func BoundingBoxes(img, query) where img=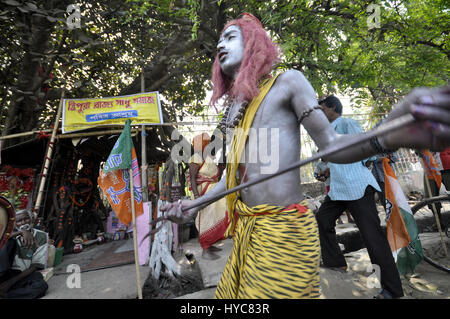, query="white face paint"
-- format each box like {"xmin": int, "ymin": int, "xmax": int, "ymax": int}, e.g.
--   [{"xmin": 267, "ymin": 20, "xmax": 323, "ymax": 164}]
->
[{"xmin": 217, "ymin": 25, "xmax": 244, "ymax": 79}]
